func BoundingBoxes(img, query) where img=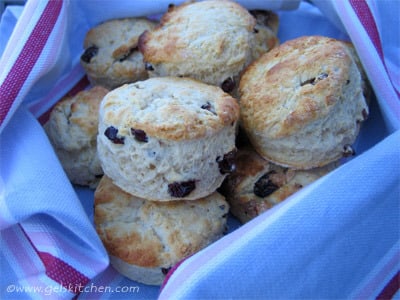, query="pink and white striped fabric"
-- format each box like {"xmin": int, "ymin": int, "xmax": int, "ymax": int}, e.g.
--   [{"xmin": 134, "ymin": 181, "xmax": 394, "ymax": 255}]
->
[{"xmin": 0, "ymin": 0, "xmax": 399, "ymax": 299}]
